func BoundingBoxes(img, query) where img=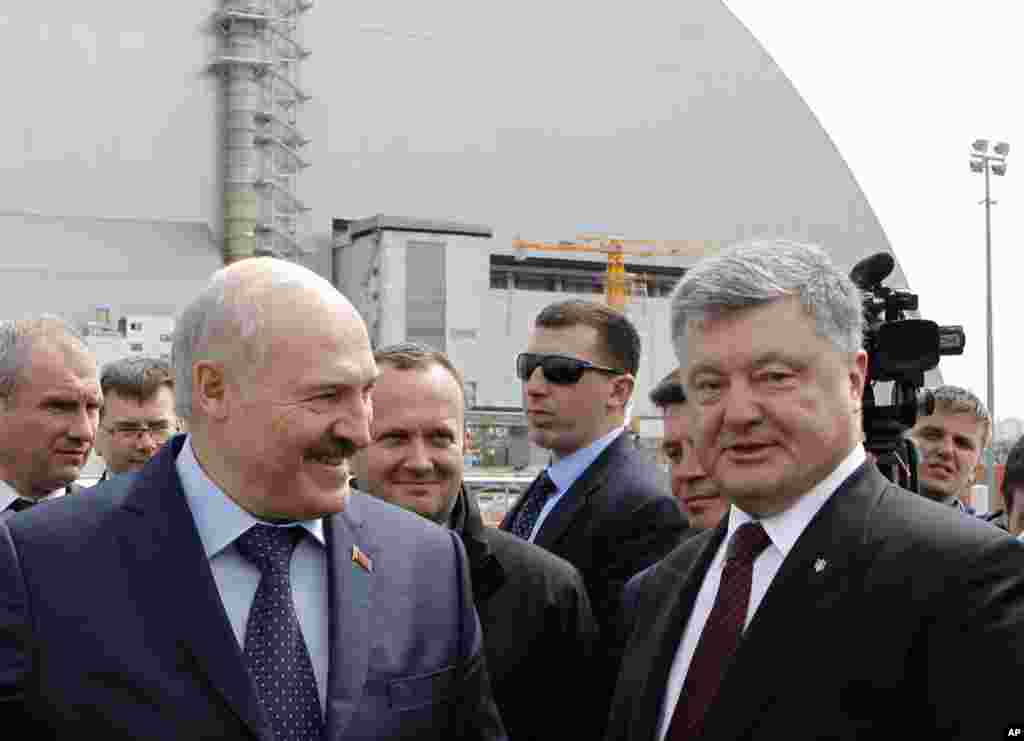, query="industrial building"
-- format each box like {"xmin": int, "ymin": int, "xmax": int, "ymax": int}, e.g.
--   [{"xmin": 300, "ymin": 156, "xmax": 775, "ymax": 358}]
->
[{"xmin": 2, "ymin": 1, "xmax": 913, "ymax": 465}]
